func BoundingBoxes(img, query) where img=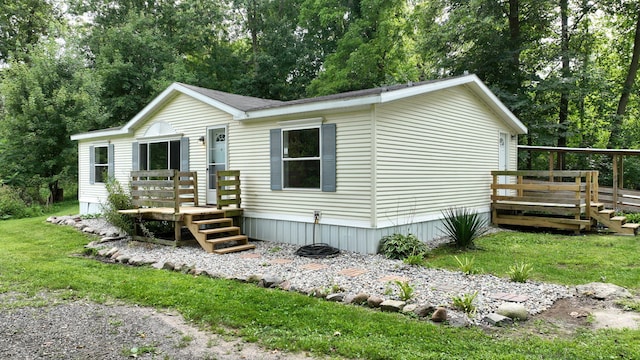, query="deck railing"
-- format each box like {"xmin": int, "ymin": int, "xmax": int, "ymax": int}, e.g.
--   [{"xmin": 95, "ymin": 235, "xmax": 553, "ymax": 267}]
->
[
  {"xmin": 491, "ymin": 170, "xmax": 599, "ymax": 231},
  {"xmin": 130, "ymin": 169, "xmax": 198, "ymax": 213}
]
